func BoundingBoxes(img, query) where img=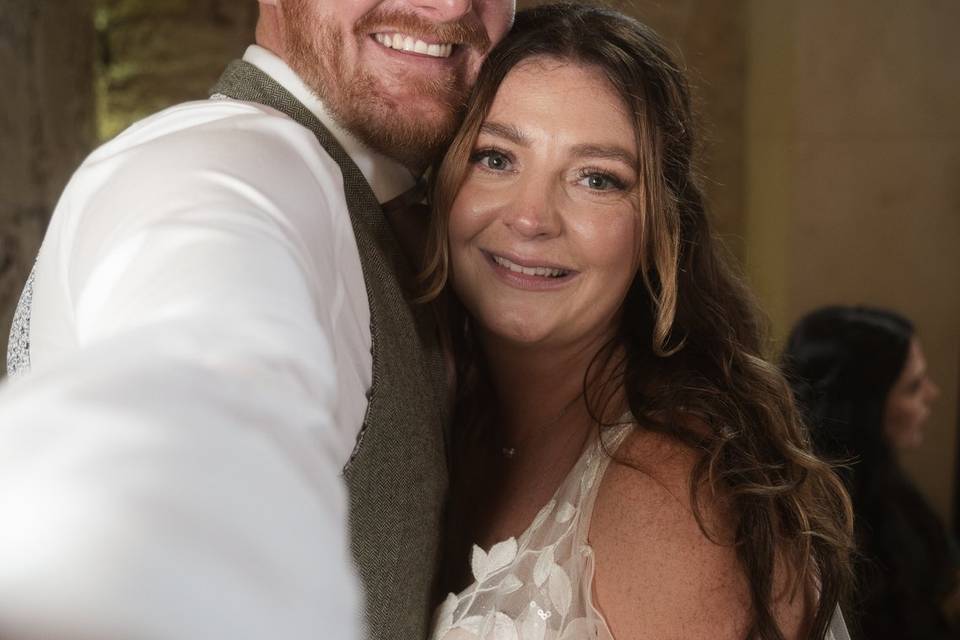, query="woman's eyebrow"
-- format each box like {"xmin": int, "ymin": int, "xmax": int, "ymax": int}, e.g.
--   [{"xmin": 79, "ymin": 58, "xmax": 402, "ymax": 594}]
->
[
  {"xmin": 478, "ymin": 124, "xmax": 637, "ymax": 169},
  {"xmin": 570, "ymin": 143, "xmax": 638, "ymax": 169},
  {"xmin": 479, "ymin": 121, "xmax": 529, "ymax": 146}
]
